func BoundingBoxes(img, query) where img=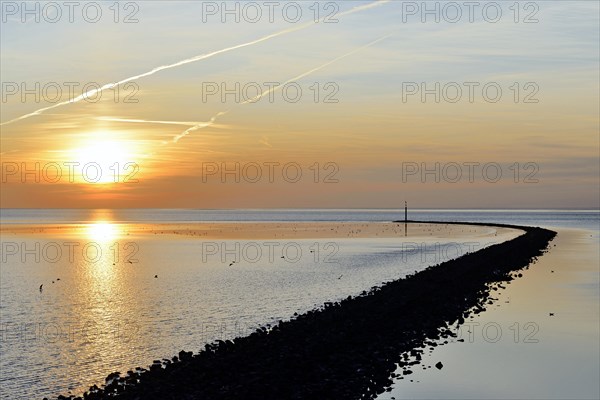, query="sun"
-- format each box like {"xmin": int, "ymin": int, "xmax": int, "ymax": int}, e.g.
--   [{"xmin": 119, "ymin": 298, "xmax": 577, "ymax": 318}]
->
[{"xmin": 73, "ymin": 139, "xmax": 136, "ymax": 184}]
